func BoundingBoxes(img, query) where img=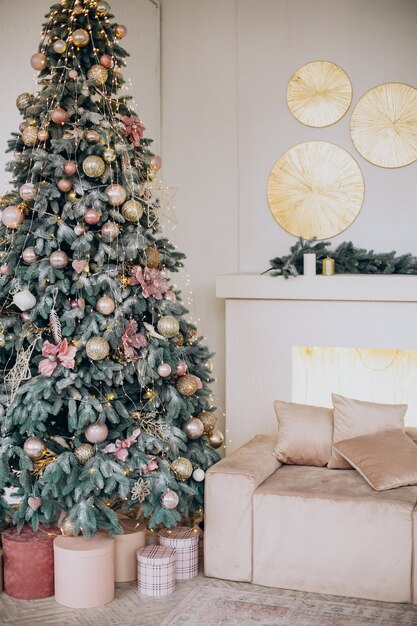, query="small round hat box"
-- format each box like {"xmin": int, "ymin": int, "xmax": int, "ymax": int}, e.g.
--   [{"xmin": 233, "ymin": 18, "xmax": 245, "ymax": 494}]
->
[
  {"xmin": 159, "ymin": 526, "xmax": 200, "ymax": 580},
  {"xmin": 137, "ymin": 544, "xmax": 176, "ymax": 596}
]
